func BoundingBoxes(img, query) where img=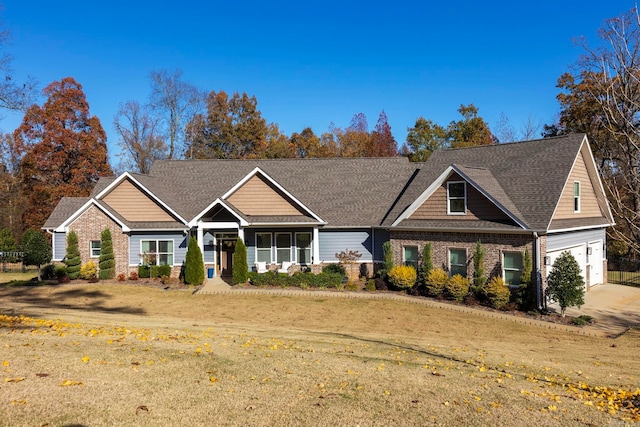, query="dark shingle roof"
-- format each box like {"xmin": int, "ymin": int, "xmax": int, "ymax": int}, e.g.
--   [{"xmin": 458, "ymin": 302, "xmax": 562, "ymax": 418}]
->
[
  {"xmin": 42, "ymin": 197, "xmax": 89, "ymax": 229},
  {"xmin": 383, "ymin": 134, "xmax": 588, "ymax": 230},
  {"xmin": 146, "ymin": 157, "xmax": 418, "ymax": 227}
]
